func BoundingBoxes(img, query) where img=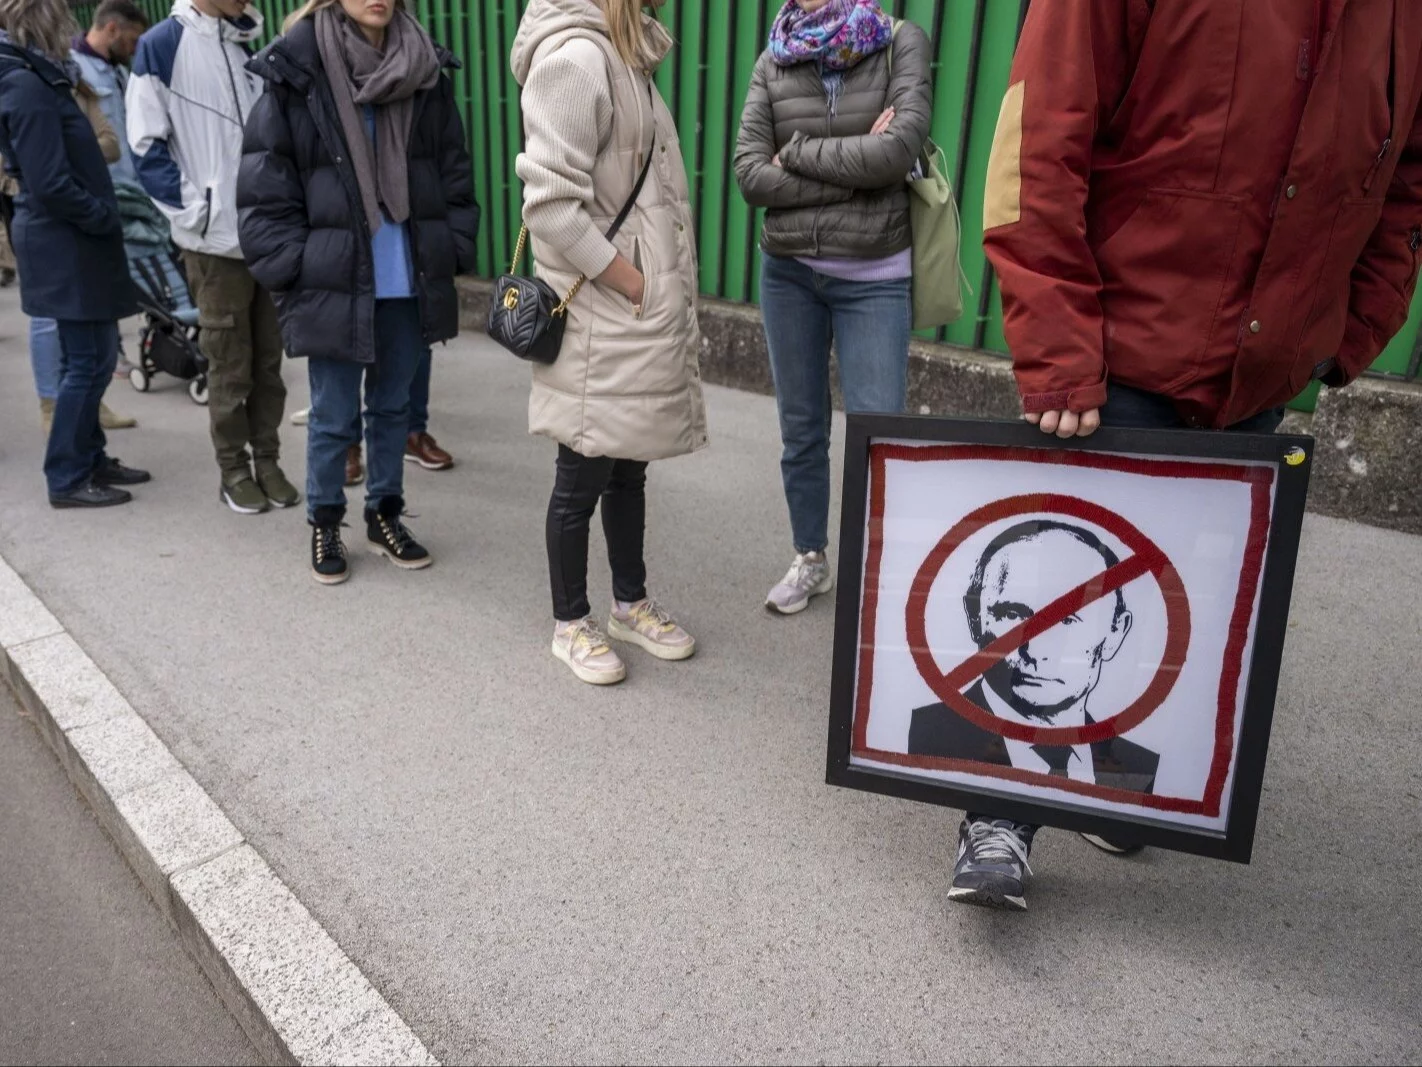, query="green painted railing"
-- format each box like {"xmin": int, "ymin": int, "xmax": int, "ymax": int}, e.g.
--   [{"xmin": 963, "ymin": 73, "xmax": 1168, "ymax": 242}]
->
[{"xmin": 79, "ymin": 0, "xmax": 1422, "ymax": 404}]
